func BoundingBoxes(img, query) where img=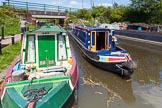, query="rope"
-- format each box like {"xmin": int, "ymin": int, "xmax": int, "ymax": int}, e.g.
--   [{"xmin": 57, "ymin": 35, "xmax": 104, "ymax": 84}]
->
[
  {"xmin": 23, "ymin": 87, "xmax": 47, "ymax": 102},
  {"xmin": 23, "ymin": 78, "xmax": 47, "ymax": 108}
]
